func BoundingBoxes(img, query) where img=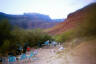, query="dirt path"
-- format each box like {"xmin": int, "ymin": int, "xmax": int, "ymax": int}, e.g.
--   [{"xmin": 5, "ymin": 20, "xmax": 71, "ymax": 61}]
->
[
  {"xmin": 31, "ymin": 48, "xmax": 77, "ymax": 64},
  {"xmin": 27, "ymin": 41, "xmax": 96, "ymax": 64},
  {"xmin": 30, "ymin": 46, "xmax": 79, "ymax": 64},
  {"xmin": 31, "ymin": 46, "xmax": 64, "ymax": 64}
]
